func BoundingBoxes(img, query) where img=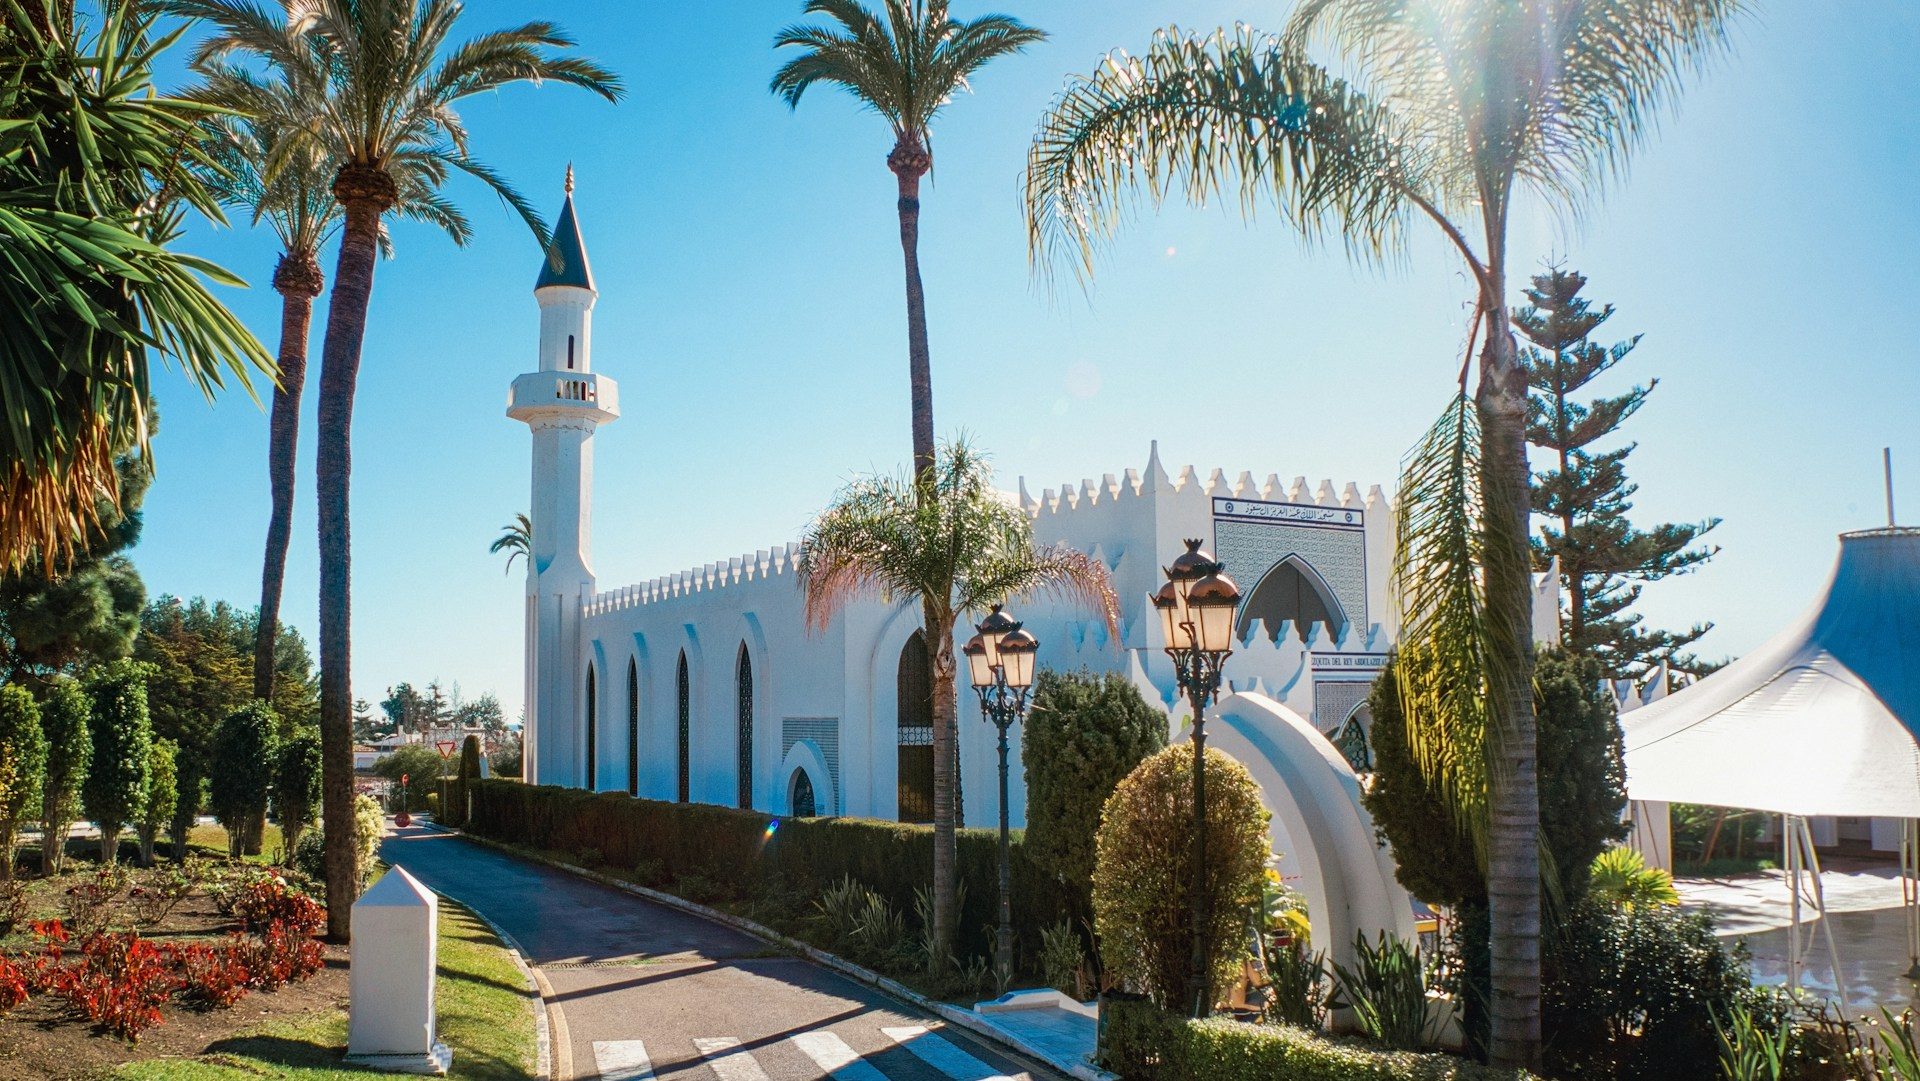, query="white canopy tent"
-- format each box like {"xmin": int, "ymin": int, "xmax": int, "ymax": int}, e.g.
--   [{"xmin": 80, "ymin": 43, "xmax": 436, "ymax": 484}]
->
[{"xmin": 1621, "ymin": 527, "xmax": 1920, "ymax": 1002}]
